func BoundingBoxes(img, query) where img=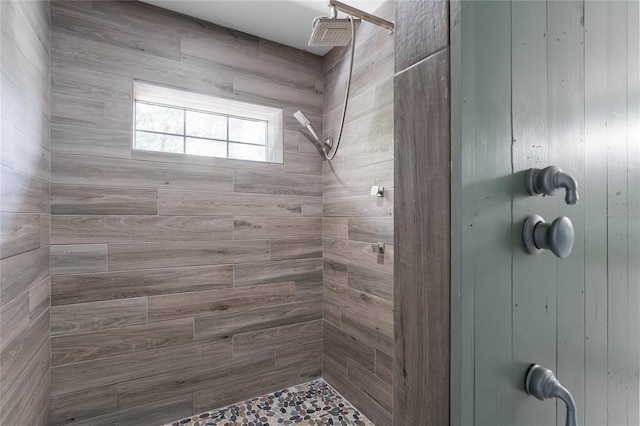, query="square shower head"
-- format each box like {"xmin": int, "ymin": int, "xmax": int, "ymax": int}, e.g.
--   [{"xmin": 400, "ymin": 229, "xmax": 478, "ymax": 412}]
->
[{"xmin": 308, "ymin": 17, "xmax": 361, "ymax": 47}]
